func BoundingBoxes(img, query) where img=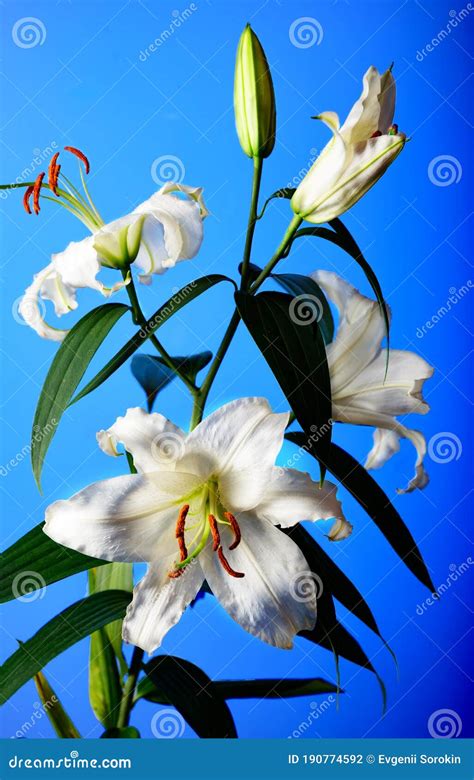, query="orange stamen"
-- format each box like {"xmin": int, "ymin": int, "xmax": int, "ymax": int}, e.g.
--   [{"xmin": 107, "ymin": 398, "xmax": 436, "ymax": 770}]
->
[
  {"xmin": 168, "ymin": 568, "xmax": 184, "ymax": 579},
  {"xmin": 32, "ymin": 172, "xmax": 45, "ymax": 215},
  {"xmin": 23, "ymin": 185, "xmax": 35, "ymax": 215},
  {"xmin": 224, "ymin": 512, "xmax": 241, "ymax": 550},
  {"xmin": 64, "ymin": 146, "xmax": 90, "ymax": 174},
  {"xmin": 175, "ymin": 504, "xmax": 189, "ymax": 561},
  {"xmin": 208, "ymin": 514, "xmax": 220, "ymax": 552},
  {"xmin": 48, "ymin": 152, "xmax": 60, "ymax": 195},
  {"xmin": 217, "ymin": 547, "xmax": 245, "ymax": 578}
]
